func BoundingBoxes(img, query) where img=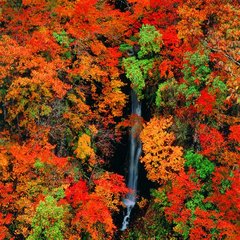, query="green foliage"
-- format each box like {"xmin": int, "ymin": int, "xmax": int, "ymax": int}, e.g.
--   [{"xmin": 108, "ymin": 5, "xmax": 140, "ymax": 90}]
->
[
  {"xmin": 173, "ymin": 221, "xmax": 190, "ymax": 240},
  {"xmin": 7, "ymin": 0, "xmax": 22, "ymax": 8},
  {"xmin": 220, "ymin": 179, "xmax": 231, "ymax": 194},
  {"xmin": 63, "ymin": 51, "xmax": 72, "ymax": 59},
  {"xmin": 195, "ymin": 65, "xmax": 211, "ymax": 81},
  {"xmin": 122, "ymin": 24, "xmax": 162, "ymax": 99},
  {"xmin": 138, "ymin": 24, "xmax": 162, "ymax": 59},
  {"xmin": 209, "ymin": 77, "xmax": 228, "ymax": 104},
  {"xmin": 53, "ymin": 188, "xmax": 65, "ymax": 200},
  {"xmin": 123, "ymin": 57, "xmax": 153, "ymax": 98},
  {"xmin": 53, "ymin": 31, "xmax": 74, "ymax": 48},
  {"xmin": 34, "ymin": 159, "xmax": 45, "ymax": 169},
  {"xmin": 185, "ymin": 192, "xmax": 205, "ymax": 211},
  {"xmin": 182, "ymin": 85, "xmax": 200, "ymax": 101},
  {"xmin": 151, "ymin": 189, "xmax": 169, "ymax": 208},
  {"xmin": 155, "ymin": 83, "xmax": 164, "ymax": 107},
  {"xmin": 211, "ymin": 77, "xmax": 227, "ymax": 93},
  {"xmin": 188, "ymin": 52, "xmax": 209, "ymax": 67},
  {"xmin": 177, "ymin": 50, "xmax": 211, "ymax": 106},
  {"xmin": 119, "ymin": 43, "xmax": 132, "ymax": 52},
  {"xmin": 202, "ymin": 201, "xmax": 215, "ymax": 210},
  {"xmin": 27, "ymin": 196, "xmax": 65, "ymax": 240},
  {"xmin": 40, "ymin": 105, "xmax": 52, "ymax": 116},
  {"xmin": 177, "ymin": 83, "xmax": 200, "ymax": 106},
  {"xmin": 156, "ymin": 78, "xmax": 178, "ymax": 108},
  {"xmin": 184, "ymin": 150, "xmax": 215, "ymax": 179},
  {"xmin": 186, "ymin": 51, "xmax": 210, "ymax": 84}
]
